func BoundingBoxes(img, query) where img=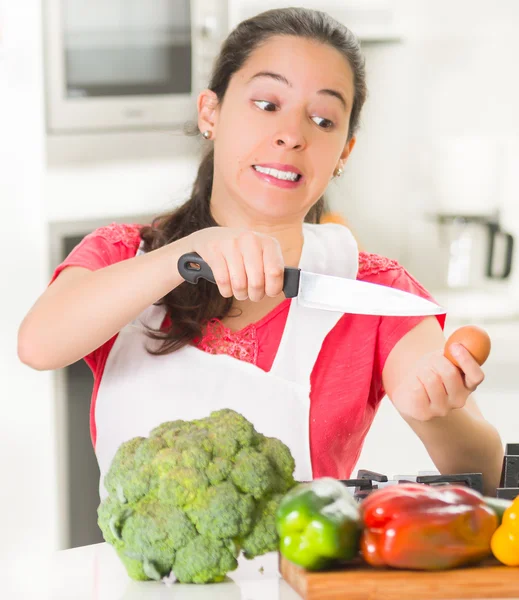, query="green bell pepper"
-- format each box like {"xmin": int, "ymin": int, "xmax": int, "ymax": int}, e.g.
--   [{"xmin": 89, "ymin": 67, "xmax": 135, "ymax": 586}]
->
[{"xmin": 276, "ymin": 477, "xmax": 361, "ymax": 570}]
